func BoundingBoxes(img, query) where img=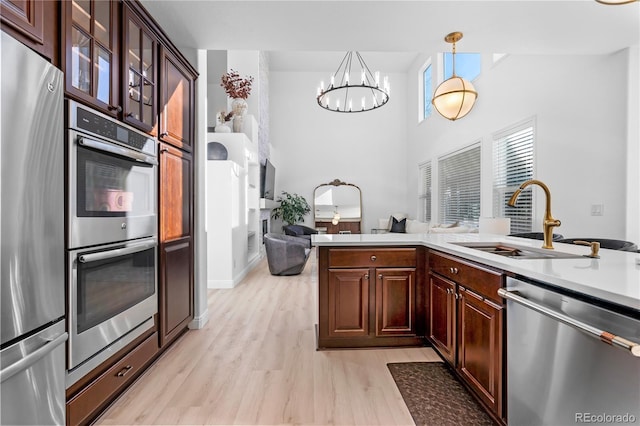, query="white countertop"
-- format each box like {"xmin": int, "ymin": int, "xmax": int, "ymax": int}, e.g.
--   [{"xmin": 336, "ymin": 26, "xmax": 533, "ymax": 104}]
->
[{"xmin": 312, "ymin": 233, "xmax": 640, "ymax": 312}]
